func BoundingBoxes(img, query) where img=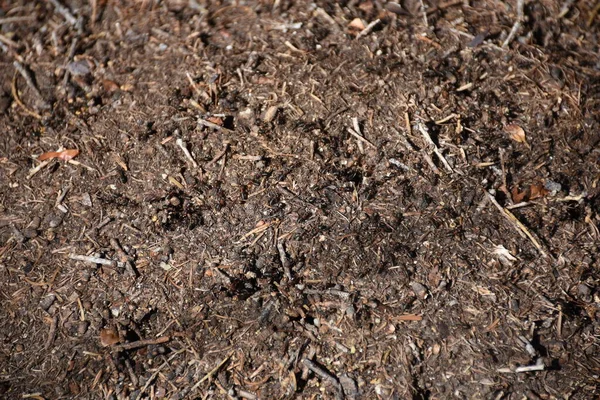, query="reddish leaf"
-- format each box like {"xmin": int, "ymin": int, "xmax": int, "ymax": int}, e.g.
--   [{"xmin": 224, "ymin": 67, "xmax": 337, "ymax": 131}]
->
[
  {"xmin": 38, "ymin": 149, "xmax": 79, "ymax": 162},
  {"xmin": 511, "ymin": 183, "xmax": 549, "ymax": 203},
  {"xmin": 529, "ymin": 184, "xmax": 549, "ymax": 200},
  {"xmin": 511, "ymin": 186, "xmax": 527, "ymax": 203}
]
